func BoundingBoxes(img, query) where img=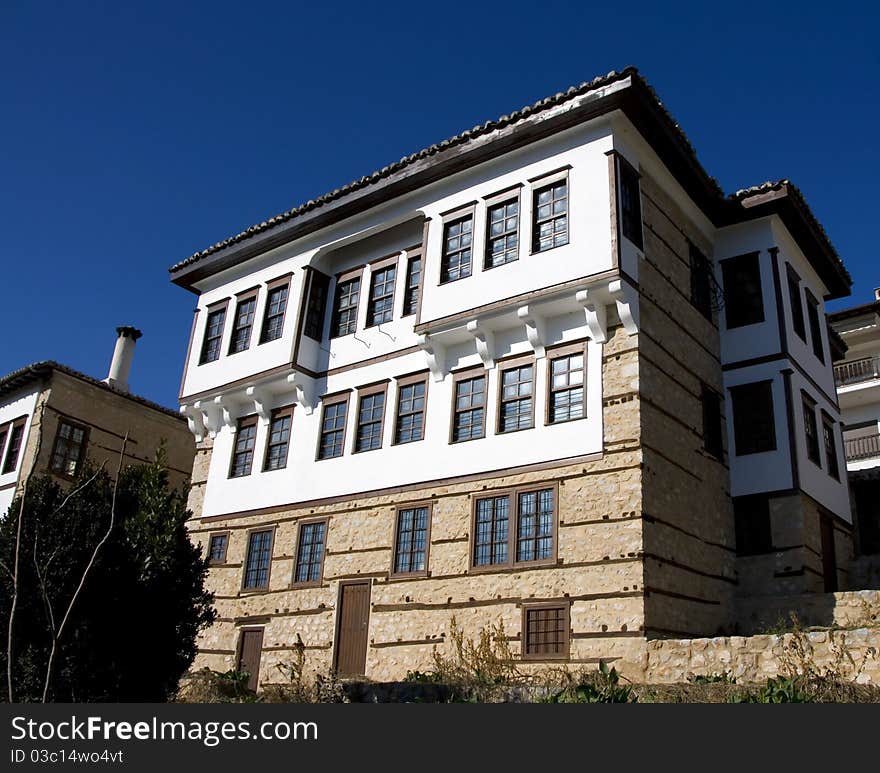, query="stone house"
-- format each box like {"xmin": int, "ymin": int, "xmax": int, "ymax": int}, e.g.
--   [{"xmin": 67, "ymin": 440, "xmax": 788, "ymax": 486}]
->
[{"xmin": 169, "ymin": 67, "xmax": 853, "ymax": 688}]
